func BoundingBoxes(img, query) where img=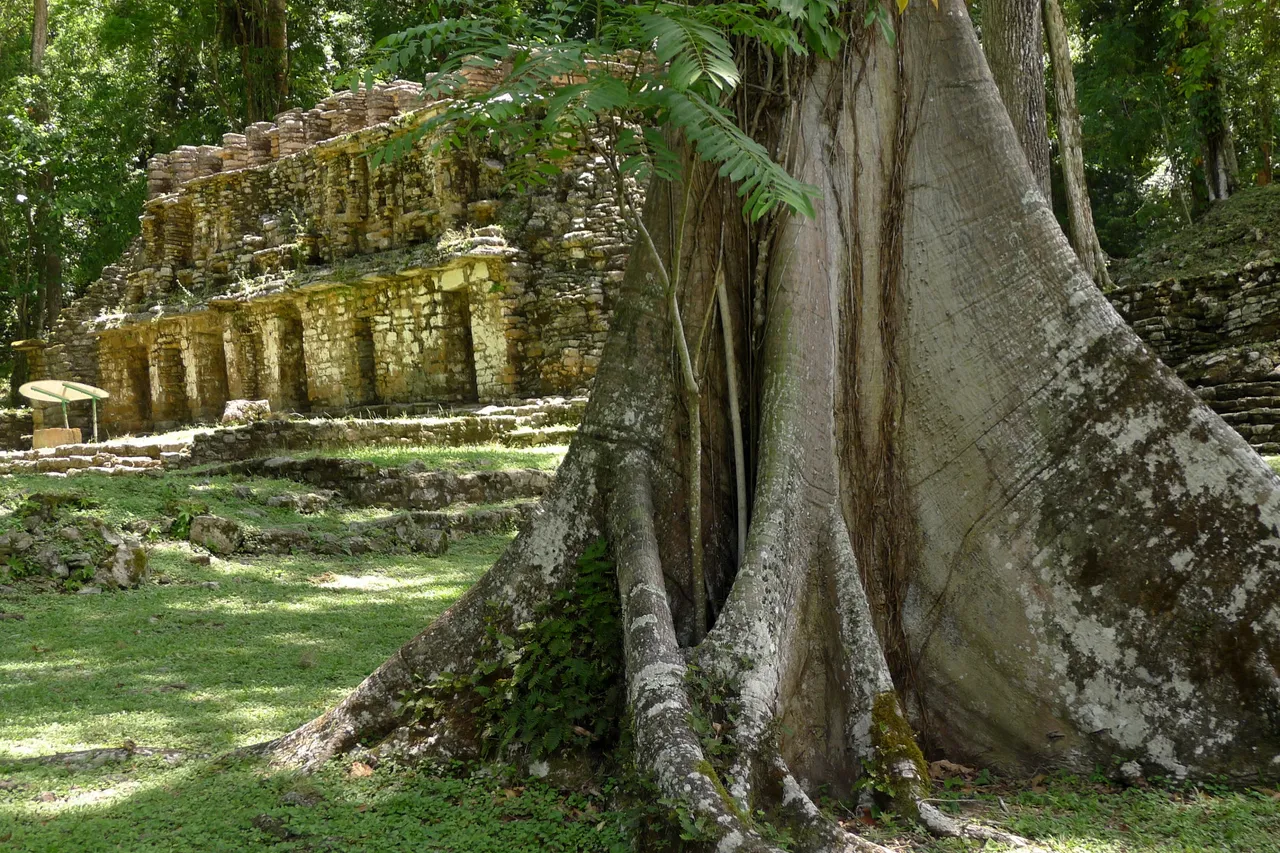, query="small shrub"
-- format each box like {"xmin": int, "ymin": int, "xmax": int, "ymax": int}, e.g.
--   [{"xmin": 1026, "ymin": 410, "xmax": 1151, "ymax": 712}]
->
[{"xmin": 167, "ymin": 500, "xmax": 211, "ymax": 539}]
